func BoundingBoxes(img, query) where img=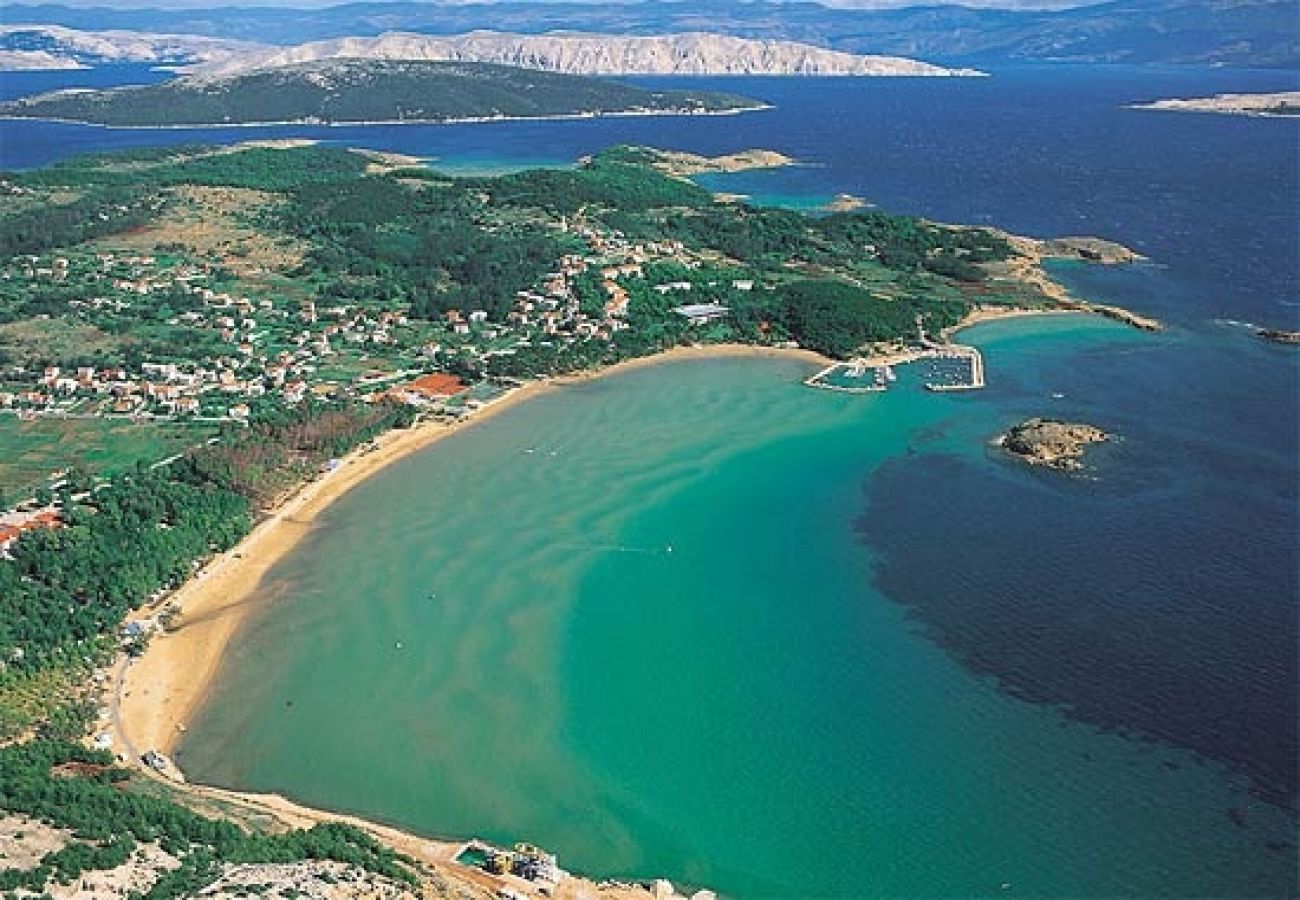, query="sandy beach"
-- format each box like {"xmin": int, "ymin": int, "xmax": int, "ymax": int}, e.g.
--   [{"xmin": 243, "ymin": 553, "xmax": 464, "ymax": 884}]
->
[
  {"xmin": 112, "ymin": 379, "xmax": 555, "ymax": 762},
  {"xmin": 111, "ymin": 343, "xmax": 830, "ymax": 766},
  {"xmin": 943, "ymin": 304, "xmax": 1080, "ymax": 339}
]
